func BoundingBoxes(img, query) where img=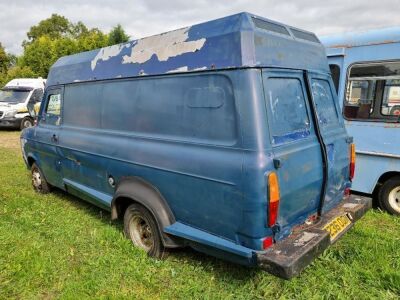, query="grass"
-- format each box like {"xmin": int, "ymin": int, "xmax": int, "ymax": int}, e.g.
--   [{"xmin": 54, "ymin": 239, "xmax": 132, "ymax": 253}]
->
[{"xmin": 0, "ymin": 130, "xmax": 399, "ymax": 299}]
